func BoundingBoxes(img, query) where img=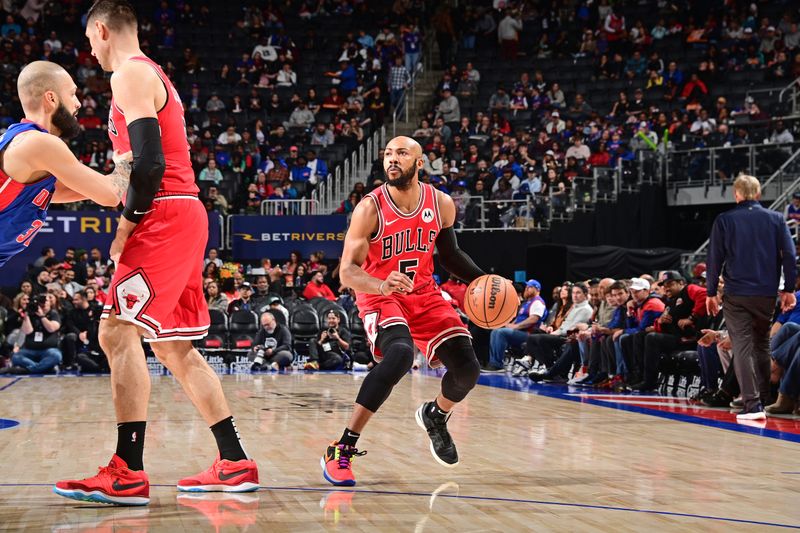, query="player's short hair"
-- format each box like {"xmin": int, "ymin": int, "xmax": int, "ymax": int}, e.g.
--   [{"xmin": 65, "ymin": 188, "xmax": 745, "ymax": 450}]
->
[
  {"xmin": 733, "ymin": 173, "xmax": 761, "ymax": 201},
  {"xmin": 609, "ymin": 281, "xmax": 628, "ymax": 293},
  {"xmin": 572, "ymin": 282, "xmax": 589, "ymax": 295},
  {"xmin": 87, "ymin": 0, "xmax": 137, "ymax": 31}
]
